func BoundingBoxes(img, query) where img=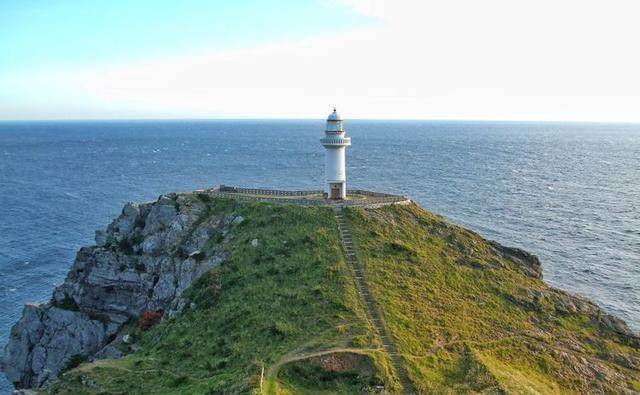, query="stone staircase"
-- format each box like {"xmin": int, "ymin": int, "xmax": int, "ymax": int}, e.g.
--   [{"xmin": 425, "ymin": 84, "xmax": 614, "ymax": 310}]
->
[{"xmin": 335, "ymin": 207, "xmax": 416, "ymax": 394}]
